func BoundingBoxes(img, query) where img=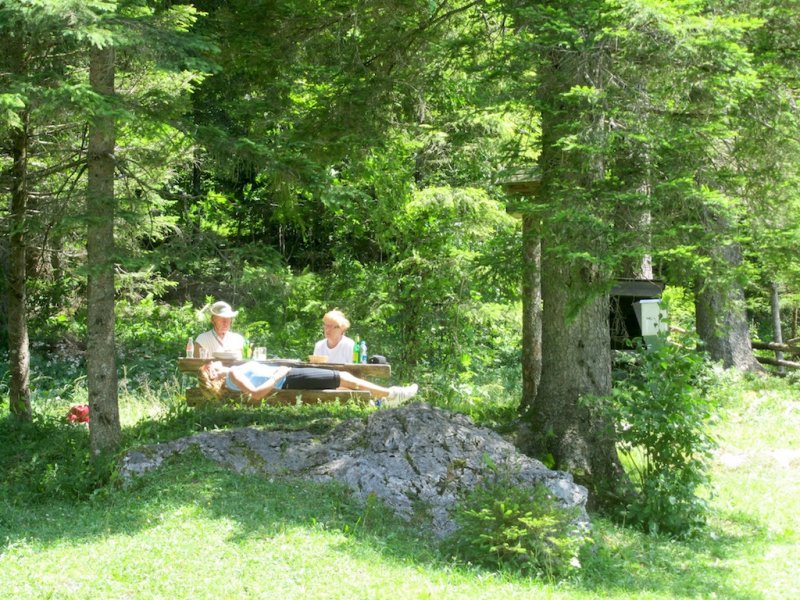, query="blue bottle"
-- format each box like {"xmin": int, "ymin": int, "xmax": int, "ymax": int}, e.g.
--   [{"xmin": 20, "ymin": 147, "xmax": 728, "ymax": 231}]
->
[{"xmin": 359, "ymin": 340, "xmax": 368, "ymax": 364}]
